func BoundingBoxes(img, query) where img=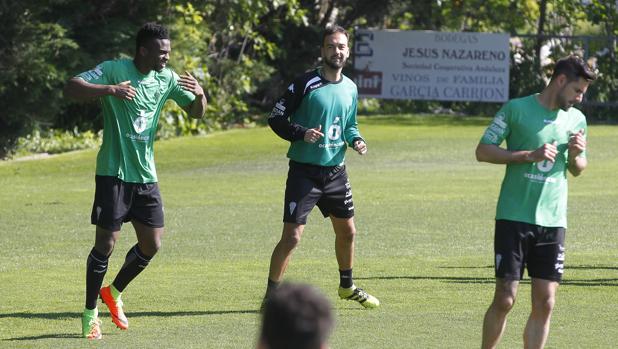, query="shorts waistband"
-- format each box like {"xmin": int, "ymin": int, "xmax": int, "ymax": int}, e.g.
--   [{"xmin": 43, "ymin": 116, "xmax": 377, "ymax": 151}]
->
[{"xmin": 289, "ymin": 160, "xmax": 343, "ymax": 170}]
